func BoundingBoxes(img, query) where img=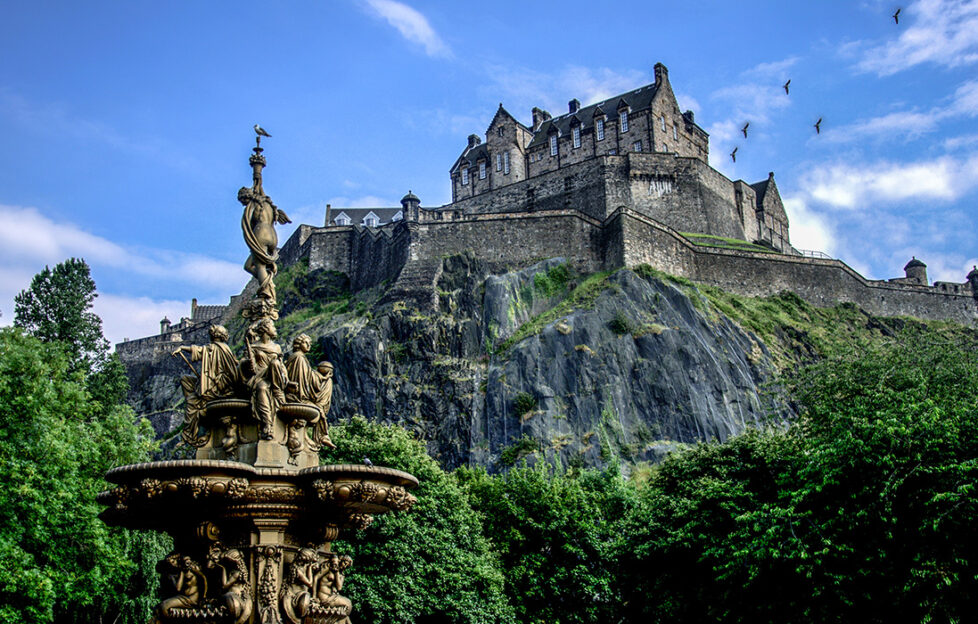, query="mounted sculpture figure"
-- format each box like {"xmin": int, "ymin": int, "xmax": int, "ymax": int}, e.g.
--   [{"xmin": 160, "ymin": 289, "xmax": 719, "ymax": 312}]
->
[{"xmin": 239, "ymin": 138, "xmax": 290, "ymax": 305}]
